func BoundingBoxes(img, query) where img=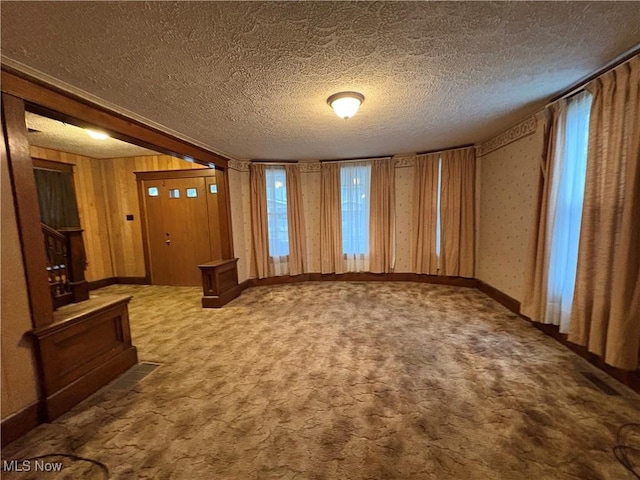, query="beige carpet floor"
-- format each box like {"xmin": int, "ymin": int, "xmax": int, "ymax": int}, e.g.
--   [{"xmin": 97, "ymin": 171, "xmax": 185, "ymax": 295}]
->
[{"xmin": 2, "ymin": 282, "xmax": 639, "ymax": 479}]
